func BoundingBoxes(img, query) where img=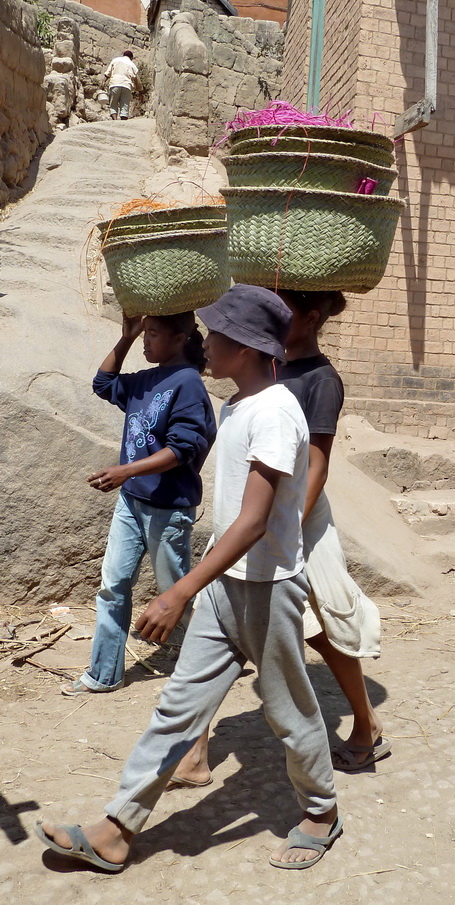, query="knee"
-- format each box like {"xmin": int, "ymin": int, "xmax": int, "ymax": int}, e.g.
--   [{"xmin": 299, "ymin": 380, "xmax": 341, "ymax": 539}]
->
[{"xmin": 305, "ymin": 630, "xmax": 330, "ymax": 655}]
